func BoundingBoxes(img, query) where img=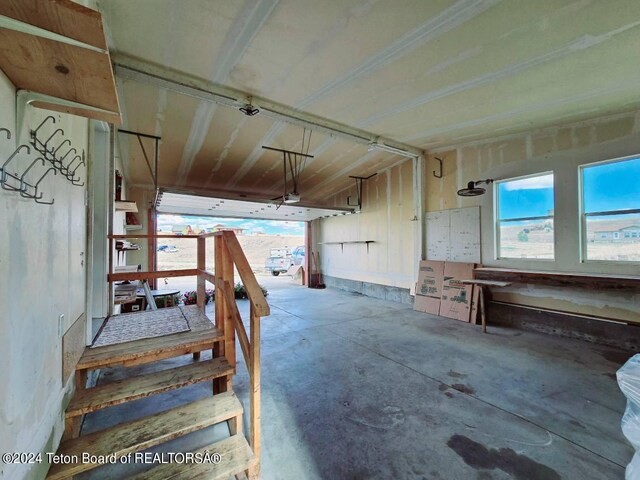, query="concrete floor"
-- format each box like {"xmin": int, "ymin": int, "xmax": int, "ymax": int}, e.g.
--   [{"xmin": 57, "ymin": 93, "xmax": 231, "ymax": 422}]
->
[{"xmin": 81, "ymin": 277, "xmax": 633, "ymax": 479}]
